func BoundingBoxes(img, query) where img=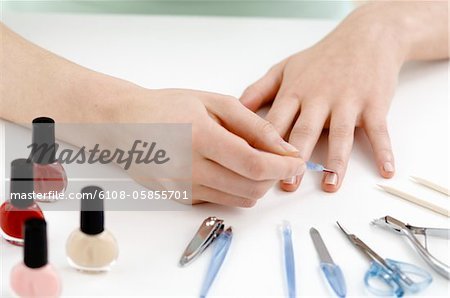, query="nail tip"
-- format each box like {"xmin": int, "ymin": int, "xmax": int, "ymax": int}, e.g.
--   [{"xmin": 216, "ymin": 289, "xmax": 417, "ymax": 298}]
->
[
  {"xmin": 383, "ymin": 162, "xmax": 395, "ymax": 173},
  {"xmin": 283, "ymin": 176, "xmax": 297, "ymax": 185},
  {"xmin": 324, "ymin": 172, "xmax": 338, "ymax": 186}
]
